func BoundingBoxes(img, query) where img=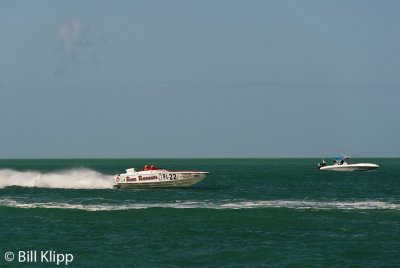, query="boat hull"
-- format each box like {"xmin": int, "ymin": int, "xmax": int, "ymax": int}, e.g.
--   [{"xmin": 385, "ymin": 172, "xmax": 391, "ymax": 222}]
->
[
  {"xmin": 114, "ymin": 171, "xmax": 208, "ymax": 189},
  {"xmin": 319, "ymin": 163, "xmax": 379, "ymax": 172}
]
